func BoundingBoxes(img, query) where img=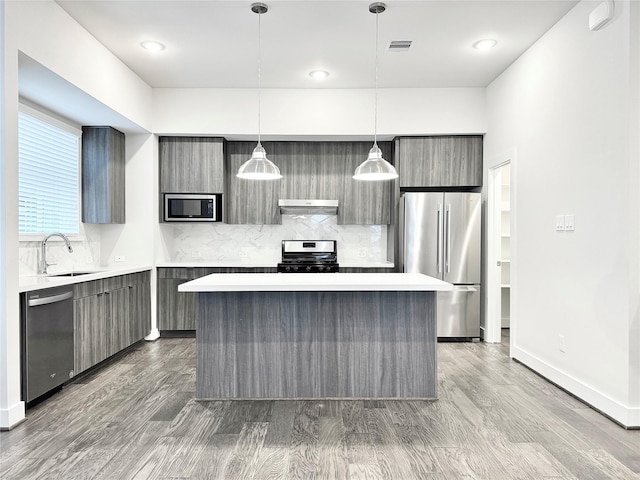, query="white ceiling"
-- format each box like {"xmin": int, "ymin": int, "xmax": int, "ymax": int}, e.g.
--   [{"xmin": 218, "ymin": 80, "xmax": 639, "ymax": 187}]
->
[{"xmin": 54, "ymin": 0, "xmax": 579, "ymax": 89}]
